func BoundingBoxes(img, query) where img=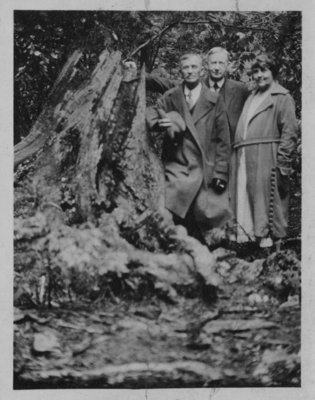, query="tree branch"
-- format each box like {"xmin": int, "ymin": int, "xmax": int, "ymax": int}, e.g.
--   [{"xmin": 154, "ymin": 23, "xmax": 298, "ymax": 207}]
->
[{"xmin": 127, "ymin": 20, "xmax": 180, "ymax": 59}]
